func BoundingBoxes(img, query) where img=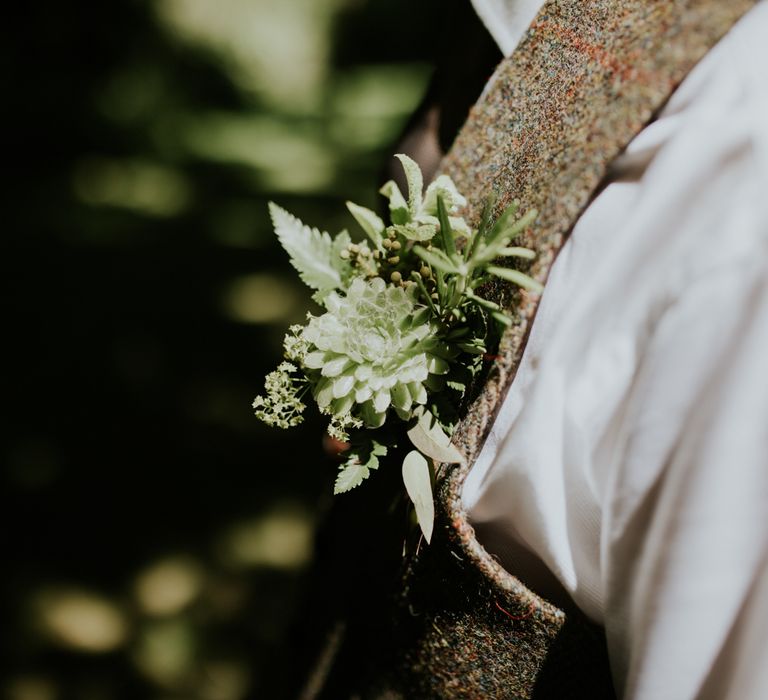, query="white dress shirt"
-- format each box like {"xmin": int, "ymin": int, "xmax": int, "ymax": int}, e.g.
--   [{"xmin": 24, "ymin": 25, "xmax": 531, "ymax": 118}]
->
[{"xmin": 463, "ymin": 1, "xmax": 768, "ymax": 698}]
